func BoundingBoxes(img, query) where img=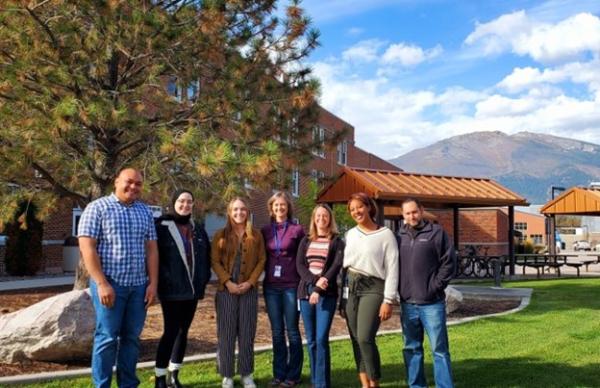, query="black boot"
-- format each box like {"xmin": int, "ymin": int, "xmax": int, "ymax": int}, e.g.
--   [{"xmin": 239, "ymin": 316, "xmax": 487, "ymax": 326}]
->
[
  {"xmin": 167, "ymin": 370, "xmax": 183, "ymax": 388},
  {"xmin": 155, "ymin": 375, "xmax": 168, "ymax": 388}
]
